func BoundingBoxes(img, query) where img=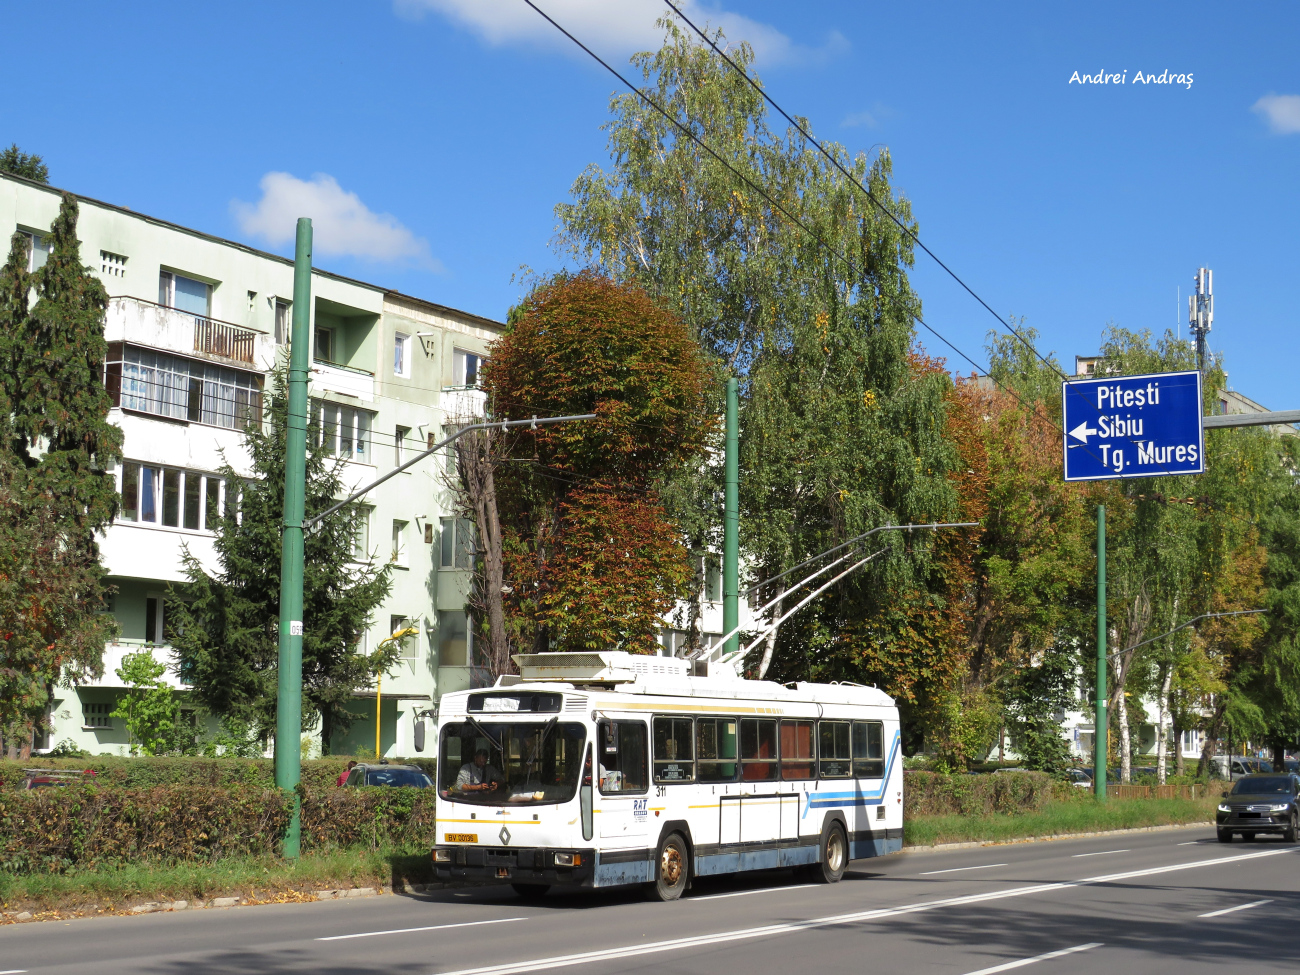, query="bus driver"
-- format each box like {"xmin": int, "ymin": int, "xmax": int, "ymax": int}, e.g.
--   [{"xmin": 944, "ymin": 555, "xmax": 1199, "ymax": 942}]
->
[{"xmin": 454, "ymin": 748, "xmax": 504, "ymax": 794}]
